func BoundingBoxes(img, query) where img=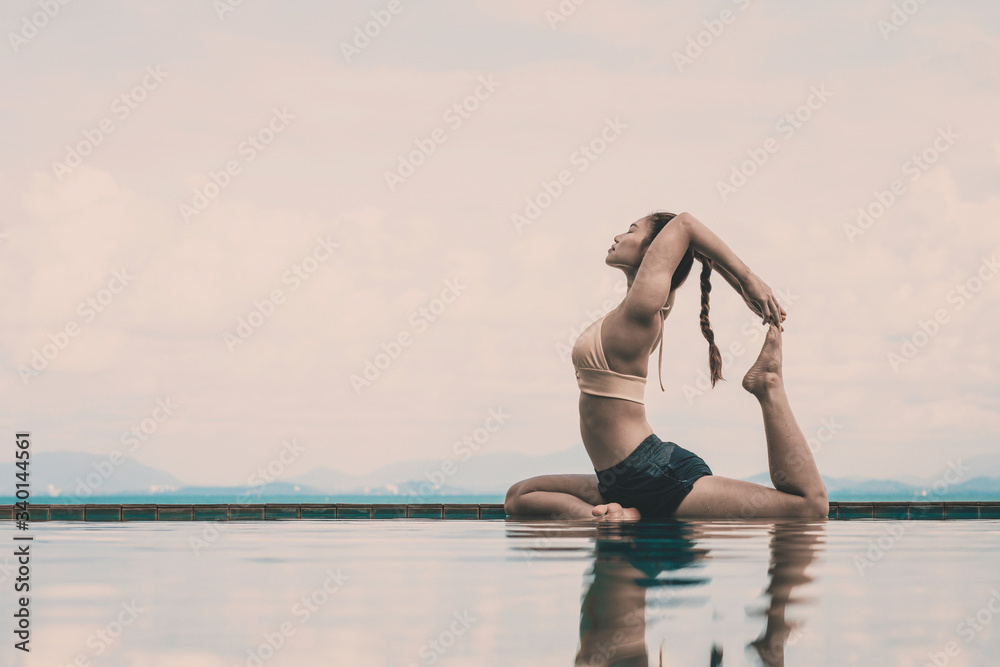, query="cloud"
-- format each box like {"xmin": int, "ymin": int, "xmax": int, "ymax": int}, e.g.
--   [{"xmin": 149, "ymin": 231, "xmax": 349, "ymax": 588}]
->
[{"xmin": 2, "ymin": 1, "xmax": 998, "ymax": 484}]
